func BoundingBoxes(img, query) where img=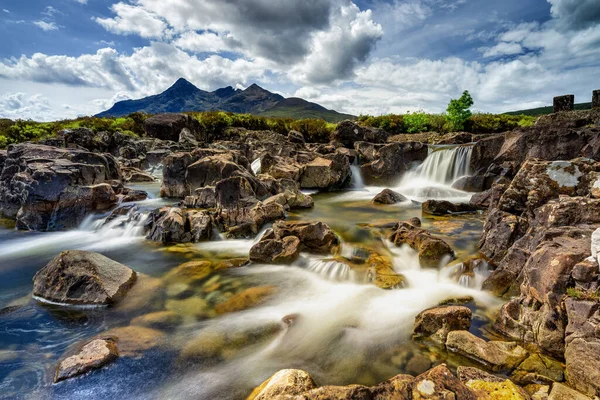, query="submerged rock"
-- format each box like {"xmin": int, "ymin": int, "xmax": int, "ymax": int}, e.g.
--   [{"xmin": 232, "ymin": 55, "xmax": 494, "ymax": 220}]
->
[
  {"xmin": 98, "ymin": 326, "xmax": 165, "ymax": 357},
  {"xmin": 389, "ymin": 222, "xmax": 455, "ymax": 268},
  {"xmin": 214, "ymin": 285, "xmax": 277, "ymax": 314},
  {"xmin": 33, "ymin": 250, "xmax": 137, "ymax": 306},
  {"xmin": 54, "ymin": 338, "xmax": 119, "ymax": 383},
  {"xmin": 248, "ymin": 369, "xmax": 317, "ymax": 400}
]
